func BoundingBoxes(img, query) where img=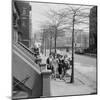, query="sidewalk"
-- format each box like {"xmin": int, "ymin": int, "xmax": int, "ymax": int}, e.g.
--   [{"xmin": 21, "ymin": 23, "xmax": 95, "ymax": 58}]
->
[
  {"xmin": 40, "ymin": 53, "xmax": 97, "ymax": 96},
  {"xmin": 74, "ymin": 62, "xmax": 97, "ymax": 91},
  {"xmin": 50, "ymin": 68, "xmax": 96, "ymax": 96},
  {"xmin": 50, "ymin": 78, "xmax": 95, "ymax": 96}
]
